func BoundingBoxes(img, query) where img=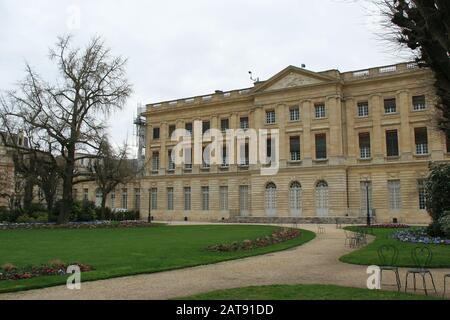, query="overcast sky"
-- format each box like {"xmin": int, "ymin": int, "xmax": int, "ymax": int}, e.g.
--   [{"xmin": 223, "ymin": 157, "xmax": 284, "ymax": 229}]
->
[{"xmin": 0, "ymin": 0, "xmax": 410, "ymax": 151}]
